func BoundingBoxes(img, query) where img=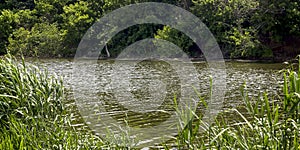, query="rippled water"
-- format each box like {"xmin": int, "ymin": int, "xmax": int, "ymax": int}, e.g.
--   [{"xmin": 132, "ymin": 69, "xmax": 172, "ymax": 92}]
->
[{"xmin": 29, "ymin": 58, "xmax": 285, "ymax": 146}]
